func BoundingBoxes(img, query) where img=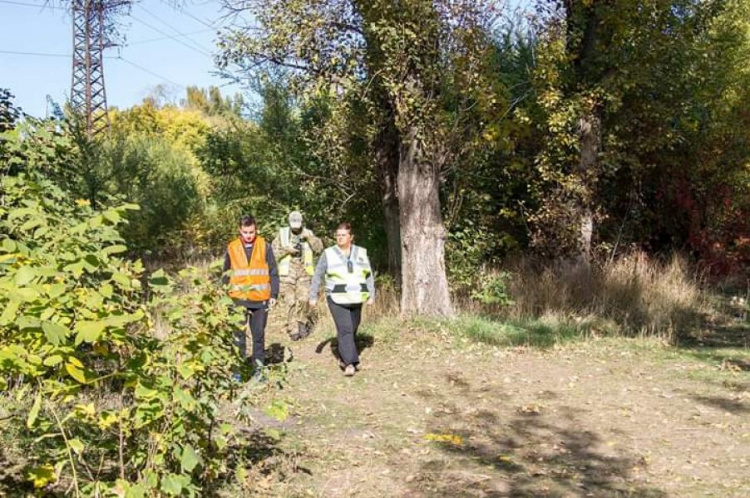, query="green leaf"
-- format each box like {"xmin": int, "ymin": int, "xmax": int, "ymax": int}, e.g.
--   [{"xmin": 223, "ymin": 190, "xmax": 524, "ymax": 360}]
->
[
  {"xmin": 43, "ymin": 355, "xmax": 63, "ymax": 367},
  {"xmin": 173, "ymin": 386, "xmax": 196, "ymax": 411},
  {"xmin": 135, "ymin": 383, "xmax": 158, "ymax": 399},
  {"xmin": 65, "ymin": 362, "xmax": 87, "ymax": 383},
  {"xmin": 105, "ymin": 310, "xmax": 144, "ymax": 327},
  {"xmin": 10, "ymin": 287, "xmax": 40, "ymax": 302},
  {"xmin": 74, "ymin": 320, "xmax": 105, "ymax": 344},
  {"xmin": 103, "ymin": 209, "xmax": 121, "ymax": 224},
  {"xmin": 0, "ymin": 299, "xmax": 20, "ymax": 325},
  {"xmin": 180, "ymin": 444, "xmax": 200, "ymax": 473},
  {"xmin": 101, "ymin": 244, "xmax": 127, "ymax": 256},
  {"xmin": 264, "ymin": 400, "xmax": 289, "ymax": 422},
  {"xmin": 100, "ymin": 283, "xmax": 114, "ymax": 298},
  {"xmin": 65, "ymin": 261, "xmax": 85, "ymax": 278},
  {"xmin": 160, "ymin": 473, "xmax": 189, "ymax": 496},
  {"xmin": 111, "ymin": 271, "xmax": 131, "ymax": 288},
  {"xmin": 177, "ymin": 363, "xmax": 195, "ymax": 380},
  {"xmin": 15, "ymin": 265, "xmax": 36, "ymax": 286},
  {"xmin": 20, "ymin": 218, "xmax": 43, "ymax": 231},
  {"xmin": 68, "ymin": 438, "xmax": 84, "ymax": 455},
  {"xmin": 1, "ymin": 238, "xmax": 17, "ymax": 252},
  {"xmin": 46, "ymin": 283, "xmax": 66, "ymax": 299},
  {"xmin": 27, "ymin": 392, "xmax": 42, "ymax": 428},
  {"xmin": 149, "ymin": 269, "xmax": 169, "ymax": 287},
  {"xmin": 119, "ymin": 480, "xmax": 149, "ymax": 498},
  {"xmin": 42, "ymin": 321, "xmax": 69, "ymax": 346}
]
